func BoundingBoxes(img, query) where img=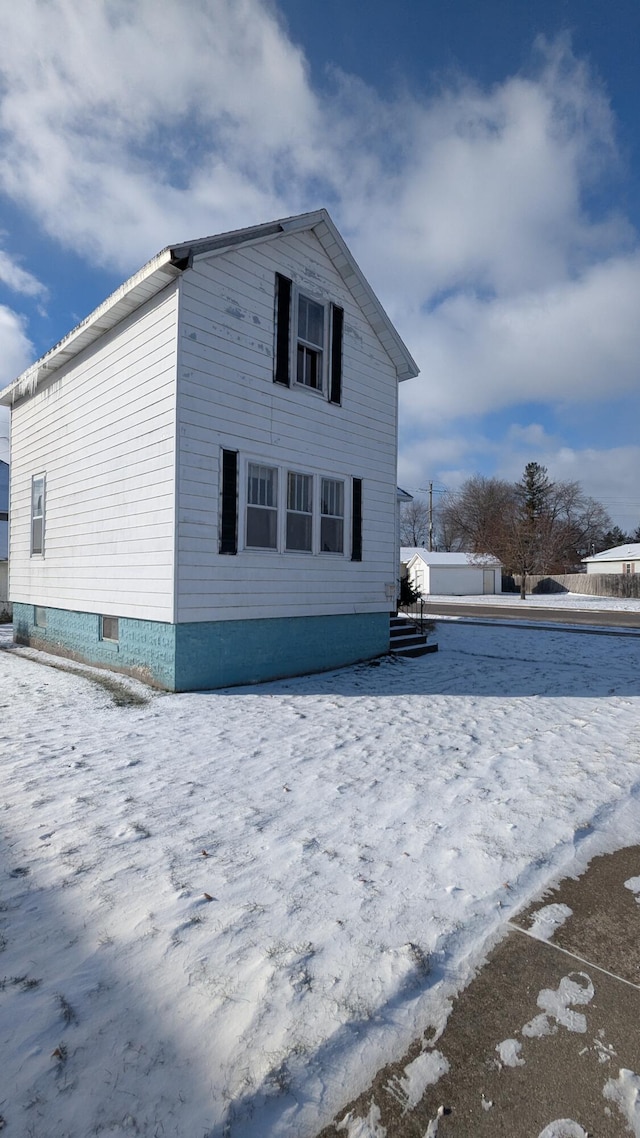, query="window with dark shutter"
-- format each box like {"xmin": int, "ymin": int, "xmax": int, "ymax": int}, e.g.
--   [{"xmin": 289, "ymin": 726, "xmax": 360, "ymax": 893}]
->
[
  {"xmin": 220, "ymin": 449, "xmax": 238, "ymax": 554},
  {"xmin": 274, "ymin": 273, "xmax": 292, "ymax": 386},
  {"xmin": 351, "ymin": 478, "xmax": 362, "ymax": 561},
  {"xmin": 330, "ymin": 304, "xmax": 343, "ymax": 405}
]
